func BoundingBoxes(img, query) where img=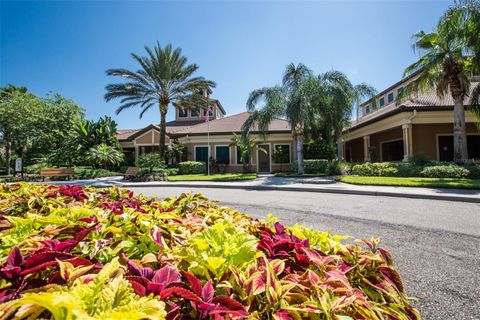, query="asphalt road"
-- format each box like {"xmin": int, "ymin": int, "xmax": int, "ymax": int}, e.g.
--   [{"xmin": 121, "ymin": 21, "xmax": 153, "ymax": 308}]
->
[{"xmin": 129, "ymin": 186, "xmax": 480, "ymax": 320}]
